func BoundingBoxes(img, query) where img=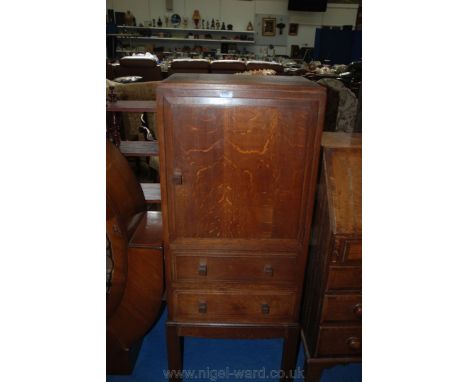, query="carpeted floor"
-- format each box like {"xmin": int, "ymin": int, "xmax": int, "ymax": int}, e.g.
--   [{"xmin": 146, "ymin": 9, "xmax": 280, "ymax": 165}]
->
[{"xmin": 107, "ymin": 308, "xmax": 361, "ymax": 382}]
